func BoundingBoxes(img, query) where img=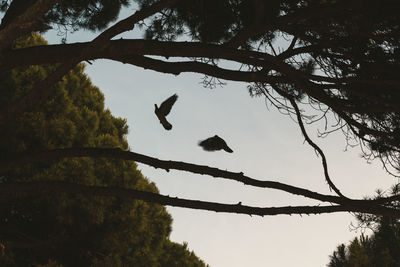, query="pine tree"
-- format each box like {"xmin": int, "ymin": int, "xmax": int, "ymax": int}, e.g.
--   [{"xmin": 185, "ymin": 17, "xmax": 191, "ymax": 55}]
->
[
  {"xmin": 0, "ymin": 33, "xmax": 207, "ymax": 267},
  {"xmin": 327, "ymin": 217, "xmax": 400, "ymax": 267}
]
